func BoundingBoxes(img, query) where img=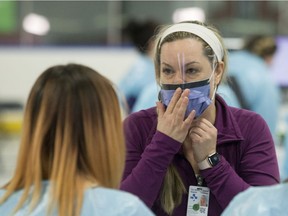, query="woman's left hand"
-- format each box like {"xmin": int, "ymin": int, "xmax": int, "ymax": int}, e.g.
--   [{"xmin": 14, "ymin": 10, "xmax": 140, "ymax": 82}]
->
[{"xmin": 188, "ymin": 118, "xmax": 217, "ymax": 162}]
